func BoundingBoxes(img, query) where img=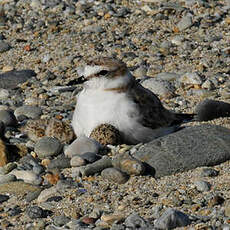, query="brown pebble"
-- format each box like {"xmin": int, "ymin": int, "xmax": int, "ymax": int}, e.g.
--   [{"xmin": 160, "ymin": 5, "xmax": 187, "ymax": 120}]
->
[
  {"xmin": 43, "ymin": 171, "xmax": 60, "ymax": 185},
  {"xmin": 112, "ymin": 153, "xmax": 145, "ymax": 175},
  {"xmin": 41, "ymin": 158, "xmax": 51, "ymax": 167},
  {"xmin": 101, "ymin": 213, "xmax": 125, "ymax": 225},
  {"xmin": 70, "ymin": 155, "xmax": 86, "ymax": 167},
  {"xmin": 81, "ymin": 216, "xmax": 97, "ymax": 225}
]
